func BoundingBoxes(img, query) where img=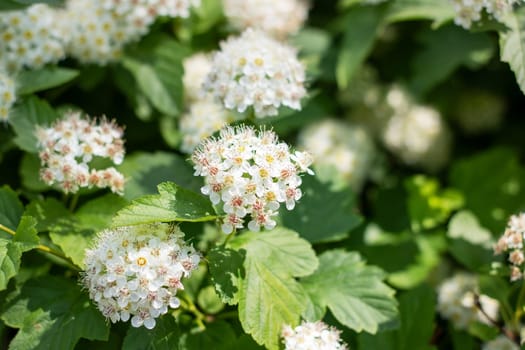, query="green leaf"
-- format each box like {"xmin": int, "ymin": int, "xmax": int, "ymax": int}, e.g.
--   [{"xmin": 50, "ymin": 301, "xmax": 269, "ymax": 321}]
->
[
  {"xmin": 229, "ymin": 228, "xmax": 318, "ymax": 349},
  {"xmin": 122, "ymin": 315, "xmax": 180, "ymax": 350},
  {"xmin": 449, "ymin": 147, "xmax": 525, "ymax": 233},
  {"xmin": 410, "ymin": 25, "xmax": 495, "ymax": 94},
  {"xmin": 280, "ymin": 175, "xmax": 362, "ymax": 243},
  {"xmin": 385, "ymin": 0, "xmax": 454, "ymax": 26},
  {"xmin": 123, "ymin": 34, "xmax": 187, "ymax": 117},
  {"xmin": 499, "ymin": 6, "xmax": 525, "ymax": 95},
  {"xmin": 336, "ymin": 6, "xmax": 384, "ymax": 89},
  {"xmin": 112, "ymin": 182, "xmax": 217, "ymax": 227},
  {"xmin": 447, "ymin": 211, "xmax": 496, "ymax": 271},
  {"xmin": 8, "ymin": 96, "xmax": 60, "ymax": 153},
  {"xmin": 118, "ymin": 151, "xmax": 202, "ymax": 200},
  {"xmin": 15, "ymin": 67, "xmax": 79, "ymax": 95},
  {"xmin": 197, "ymin": 285, "xmax": 225, "ymax": 314},
  {"xmin": 0, "ymin": 0, "xmax": 63, "ymax": 11},
  {"xmin": 207, "ymin": 246, "xmax": 245, "ymax": 305},
  {"xmin": 179, "ymin": 321, "xmax": 236, "ymax": 350},
  {"xmin": 20, "ymin": 153, "xmax": 50, "ymax": 192},
  {"xmin": 405, "ymin": 175, "xmax": 464, "ymax": 232},
  {"xmin": 1, "ymin": 276, "xmax": 109, "ymax": 350},
  {"xmin": 301, "ymin": 250, "xmax": 398, "ymax": 334},
  {"xmin": 75, "ymin": 194, "xmax": 128, "ymax": 230},
  {"xmin": 358, "ymin": 285, "xmax": 436, "ymax": 350},
  {"xmin": 25, "ymin": 198, "xmax": 71, "ymax": 232},
  {"xmin": 0, "ymin": 185, "xmax": 23, "ymax": 231}
]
